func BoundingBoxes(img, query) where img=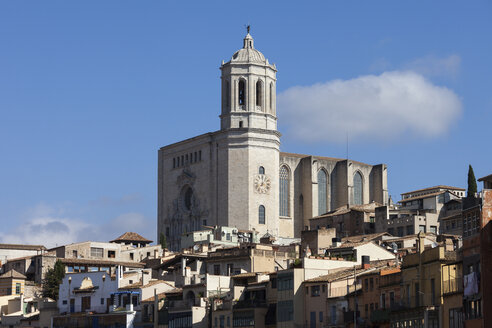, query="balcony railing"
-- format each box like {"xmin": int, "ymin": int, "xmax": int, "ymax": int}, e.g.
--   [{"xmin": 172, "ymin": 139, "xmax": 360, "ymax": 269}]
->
[
  {"xmin": 443, "ymin": 278, "xmax": 463, "ymax": 294},
  {"xmin": 168, "ymin": 298, "xmax": 199, "ymax": 312},
  {"xmin": 233, "ymin": 299, "xmax": 267, "ymax": 309}
]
